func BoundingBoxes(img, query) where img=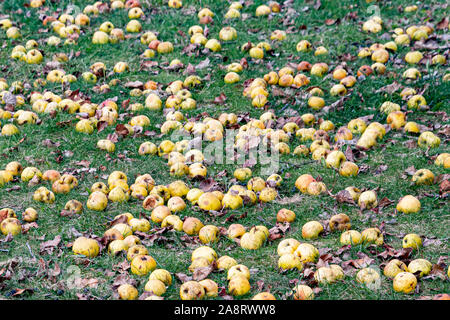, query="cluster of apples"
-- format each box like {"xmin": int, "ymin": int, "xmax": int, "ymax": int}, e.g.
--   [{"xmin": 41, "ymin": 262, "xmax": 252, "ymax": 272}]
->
[
  {"xmin": 117, "ymin": 267, "xmax": 173, "ymax": 300},
  {"xmin": 154, "ymin": 104, "xmax": 371, "ymax": 182},
  {"xmin": 0, "ymin": 82, "xmax": 33, "ymax": 136},
  {"xmin": 242, "ymin": 40, "xmax": 272, "ymax": 61},
  {"xmin": 161, "ymin": 80, "xmax": 198, "ymax": 111},
  {"xmin": 86, "ymin": 171, "xmax": 155, "ymax": 208},
  {"xmin": 0, "ymin": 207, "xmax": 38, "ymax": 237},
  {"xmin": 184, "ymin": 246, "xmax": 256, "ymax": 299},
  {"xmin": 0, "ymin": 0, "xmax": 448, "ymax": 300},
  {"xmin": 82, "ymin": 169, "xmax": 265, "ymax": 245},
  {"xmin": 142, "ymin": 185, "xmax": 272, "ymax": 247},
  {"xmin": 229, "ymin": 224, "xmax": 270, "ymax": 250},
  {"xmin": 0, "ymin": 160, "xmax": 80, "ymax": 206},
  {"xmin": 71, "ymin": 166, "xmax": 284, "ymax": 298},
  {"xmin": 0, "ymin": 18, "xmax": 21, "ymax": 39},
  {"xmin": 186, "ymin": 24, "xmax": 222, "ymax": 53},
  {"xmin": 255, "ymin": 2, "xmax": 281, "ymax": 17},
  {"xmin": 353, "ymin": 257, "xmax": 438, "ymax": 294},
  {"xmin": 74, "ymin": 211, "xmax": 175, "ymax": 300},
  {"xmin": 224, "ymin": 62, "xmax": 245, "ymax": 84},
  {"xmin": 71, "ymin": 209, "xmax": 169, "ymax": 300},
  {"xmin": 243, "ymin": 76, "xmax": 270, "ymax": 109},
  {"xmin": 266, "ymin": 66, "xmax": 311, "ymax": 90},
  {"xmin": 39, "ymin": 1, "xmax": 155, "ymax": 48},
  {"xmin": 362, "ymin": 15, "xmax": 383, "ymax": 34},
  {"xmin": 247, "ymin": 42, "xmax": 358, "ymax": 110},
  {"xmin": 384, "ymin": 258, "xmax": 434, "ymax": 294},
  {"xmin": 280, "ymin": 210, "xmax": 445, "ymax": 294},
  {"xmin": 10, "ymin": 41, "xmax": 43, "ymax": 64},
  {"xmin": 81, "ymin": 61, "xmax": 128, "ymax": 86},
  {"xmin": 276, "ymin": 220, "xmax": 348, "ymax": 289},
  {"xmin": 359, "ymin": 24, "xmax": 445, "ymax": 82},
  {"xmin": 193, "ymin": 2, "xmax": 275, "ymax": 25},
  {"xmin": 48, "ymin": 13, "xmax": 83, "ymax": 46},
  {"xmin": 30, "ymin": 90, "xmax": 85, "ymax": 115},
  {"xmin": 72, "ymin": 204, "xmax": 267, "ymax": 300},
  {"xmin": 393, "ymin": 24, "xmax": 438, "ymax": 47},
  {"xmin": 277, "ymin": 238, "xmax": 319, "ymax": 271},
  {"xmin": 354, "ymin": 27, "xmax": 446, "ymax": 136},
  {"xmin": 295, "ymin": 174, "xmax": 328, "ymax": 196},
  {"xmin": 0, "ymin": 78, "xmax": 24, "ymax": 97},
  {"xmin": 223, "ymin": 1, "xmax": 244, "ymax": 19}
]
